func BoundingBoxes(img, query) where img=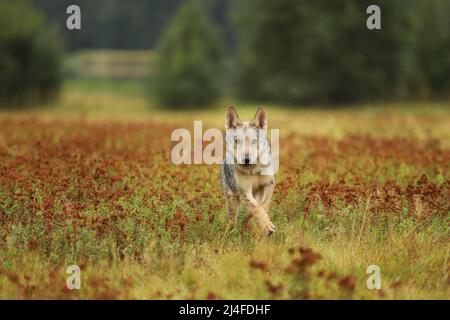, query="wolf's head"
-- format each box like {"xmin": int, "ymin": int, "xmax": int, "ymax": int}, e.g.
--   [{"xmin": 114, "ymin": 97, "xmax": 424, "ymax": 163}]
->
[{"xmin": 224, "ymin": 106, "xmax": 271, "ymax": 169}]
